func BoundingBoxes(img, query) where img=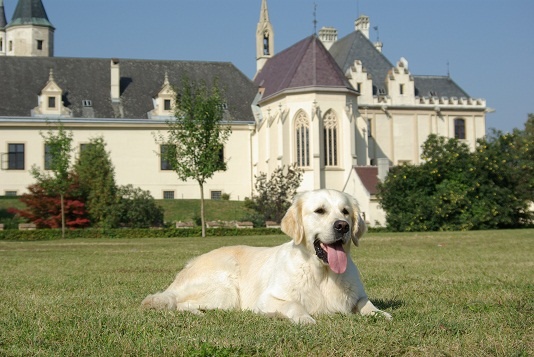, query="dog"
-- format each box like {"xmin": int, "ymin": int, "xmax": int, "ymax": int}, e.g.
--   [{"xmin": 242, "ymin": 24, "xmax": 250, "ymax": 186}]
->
[{"xmin": 141, "ymin": 189, "xmax": 391, "ymax": 324}]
